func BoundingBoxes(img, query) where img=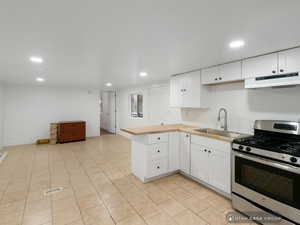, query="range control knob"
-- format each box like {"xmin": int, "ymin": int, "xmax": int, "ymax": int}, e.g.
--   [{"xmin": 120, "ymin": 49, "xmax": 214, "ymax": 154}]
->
[
  {"xmin": 290, "ymin": 157, "xmax": 298, "ymax": 163},
  {"xmin": 246, "ymin": 147, "xmax": 252, "ymax": 152},
  {"xmin": 238, "ymin": 145, "xmax": 244, "ymax": 150}
]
